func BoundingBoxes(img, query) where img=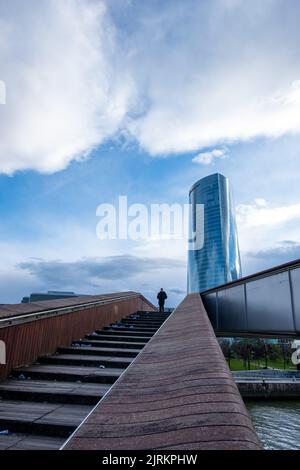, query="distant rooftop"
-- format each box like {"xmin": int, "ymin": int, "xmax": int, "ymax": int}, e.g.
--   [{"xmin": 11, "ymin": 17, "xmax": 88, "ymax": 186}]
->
[
  {"xmin": 21, "ymin": 290, "xmax": 83, "ymax": 304},
  {"xmin": 47, "ymin": 291, "xmax": 76, "ymax": 295}
]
